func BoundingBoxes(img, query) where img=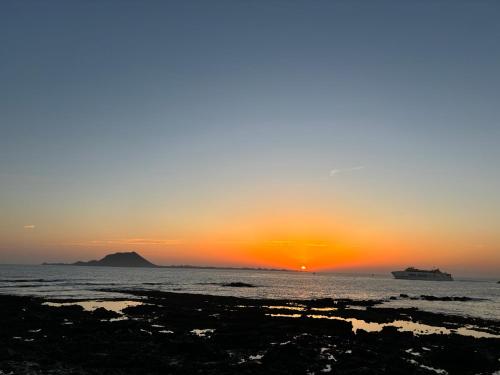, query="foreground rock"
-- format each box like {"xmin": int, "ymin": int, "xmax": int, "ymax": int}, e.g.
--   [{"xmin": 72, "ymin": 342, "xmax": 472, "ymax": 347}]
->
[{"xmin": 0, "ymin": 292, "xmax": 499, "ymax": 374}]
